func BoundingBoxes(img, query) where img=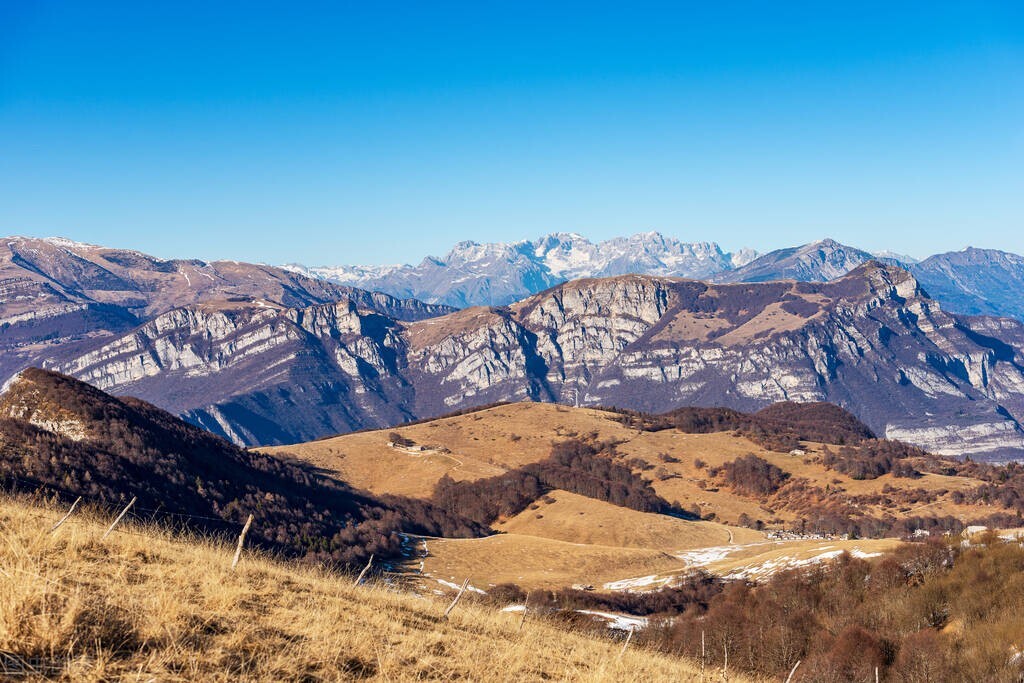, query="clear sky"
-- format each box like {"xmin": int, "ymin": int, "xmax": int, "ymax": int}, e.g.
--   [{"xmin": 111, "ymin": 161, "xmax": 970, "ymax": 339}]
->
[{"xmin": 1, "ymin": 1, "xmax": 1021, "ymax": 265}]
